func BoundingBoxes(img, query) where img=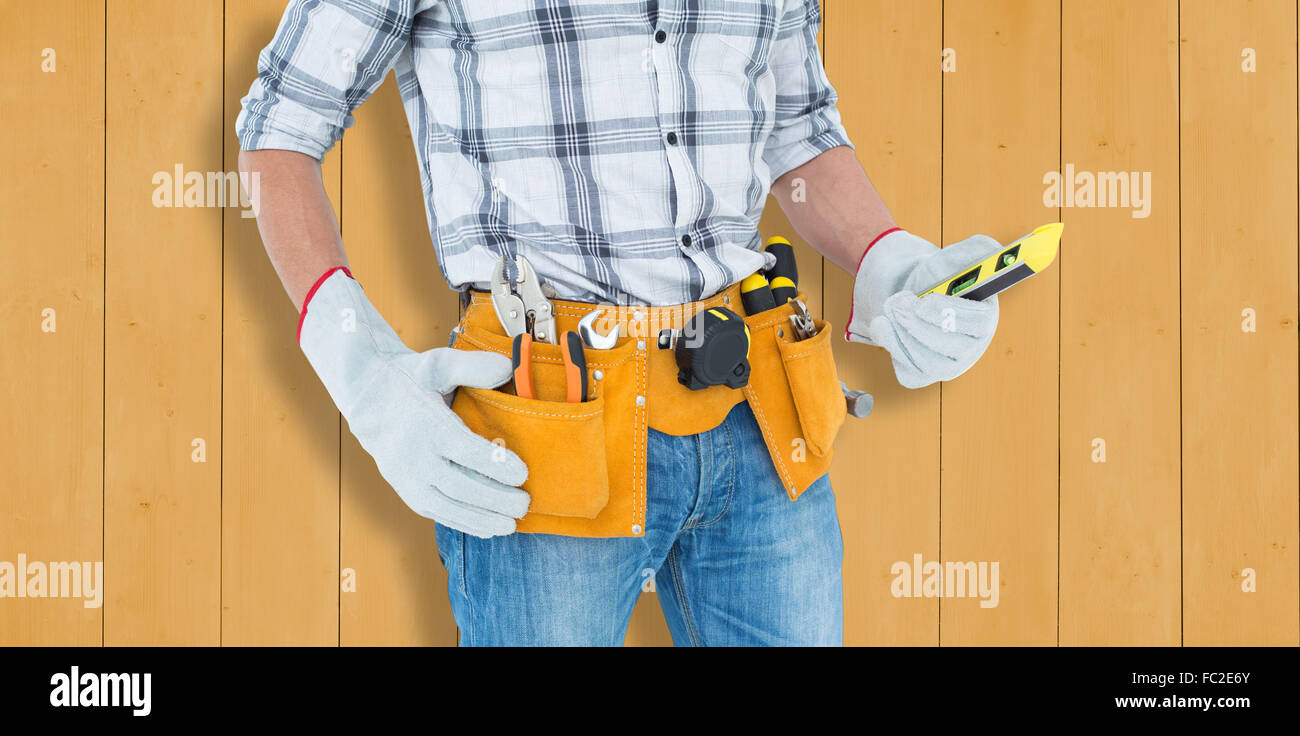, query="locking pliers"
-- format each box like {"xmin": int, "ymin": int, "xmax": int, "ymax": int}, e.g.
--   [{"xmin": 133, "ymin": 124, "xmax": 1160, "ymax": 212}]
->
[{"xmin": 489, "ymin": 255, "xmax": 556, "ymax": 343}]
